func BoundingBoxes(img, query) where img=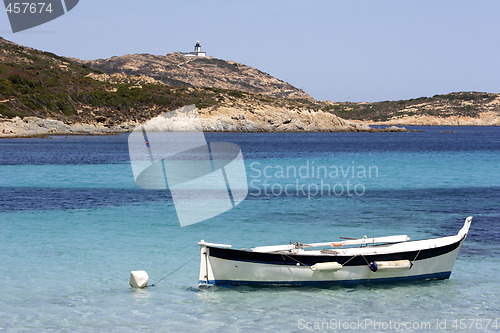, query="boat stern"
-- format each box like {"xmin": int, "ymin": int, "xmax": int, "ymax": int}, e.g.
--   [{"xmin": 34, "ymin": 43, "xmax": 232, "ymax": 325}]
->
[
  {"xmin": 198, "ymin": 241, "xmax": 210, "ymax": 287},
  {"xmin": 198, "ymin": 240, "xmax": 231, "ymax": 287}
]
